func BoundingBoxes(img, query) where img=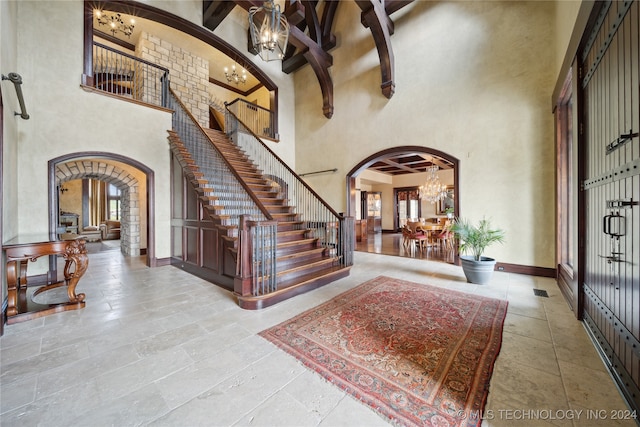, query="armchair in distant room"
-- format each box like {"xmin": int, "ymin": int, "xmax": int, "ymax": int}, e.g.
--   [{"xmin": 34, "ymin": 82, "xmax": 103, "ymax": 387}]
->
[{"xmin": 100, "ymin": 220, "xmax": 121, "ymax": 240}]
